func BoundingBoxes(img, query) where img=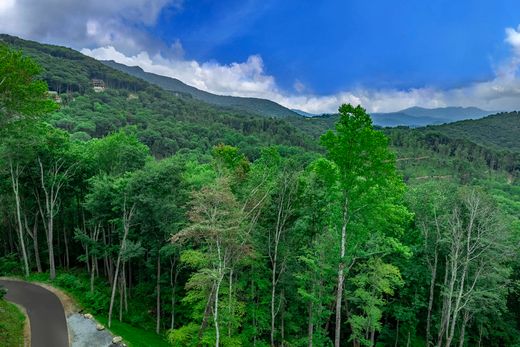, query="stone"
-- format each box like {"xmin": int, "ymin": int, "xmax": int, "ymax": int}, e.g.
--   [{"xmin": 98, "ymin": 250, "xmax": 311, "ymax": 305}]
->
[
  {"xmin": 84, "ymin": 313, "xmax": 93, "ymax": 319},
  {"xmin": 96, "ymin": 323, "xmax": 105, "ymax": 331},
  {"xmin": 112, "ymin": 336, "xmax": 123, "ymax": 344}
]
